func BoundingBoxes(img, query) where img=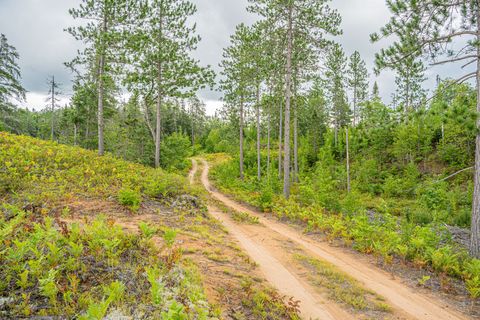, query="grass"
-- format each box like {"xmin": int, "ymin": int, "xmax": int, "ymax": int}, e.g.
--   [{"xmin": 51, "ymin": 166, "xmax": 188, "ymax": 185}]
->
[
  {"xmin": 232, "ymin": 211, "xmax": 260, "ymax": 224},
  {"xmin": 294, "ymin": 254, "xmax": 392, "ymax": 315}
]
